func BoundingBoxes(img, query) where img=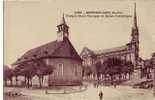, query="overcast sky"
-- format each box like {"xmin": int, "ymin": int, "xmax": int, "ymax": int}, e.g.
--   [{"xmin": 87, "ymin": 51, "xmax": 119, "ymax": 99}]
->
[{"xmin": 4, "ymin": 0, "xmax": 155, "ymax": 66}]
